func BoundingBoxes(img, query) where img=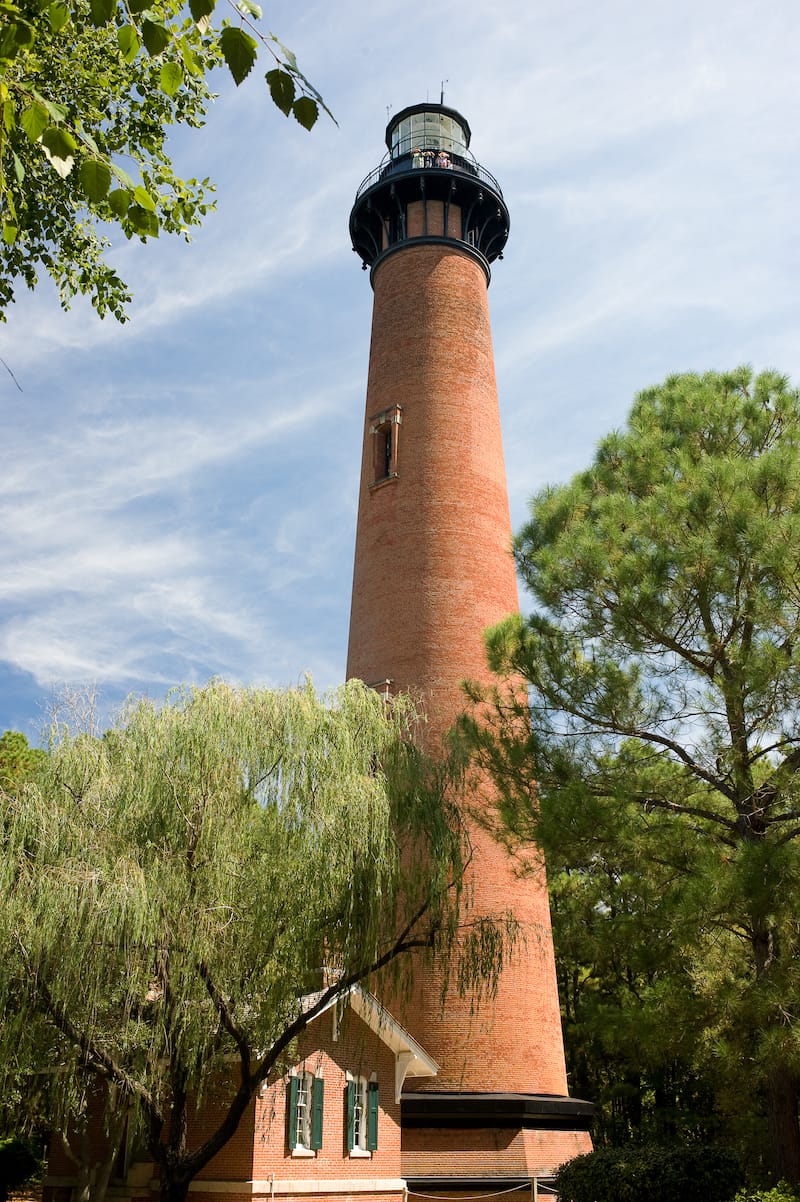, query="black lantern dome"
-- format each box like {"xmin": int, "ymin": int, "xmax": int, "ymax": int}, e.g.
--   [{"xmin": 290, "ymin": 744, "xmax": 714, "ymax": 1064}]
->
[{"xmin": 349, "ymin": 103, "xmax": 510, "ymax": 285}]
